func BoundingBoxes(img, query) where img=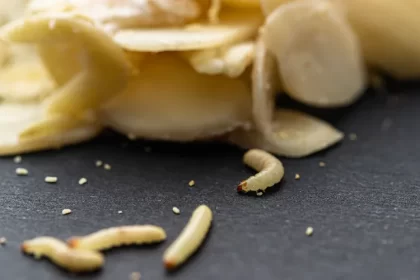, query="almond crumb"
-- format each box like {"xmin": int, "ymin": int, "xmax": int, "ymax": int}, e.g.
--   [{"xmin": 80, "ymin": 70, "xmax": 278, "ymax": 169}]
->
[
  {"xmin": 13, "ymin": 156, "xmax": 22, "ymax": 164},
  {"xmin": 130, "ymin": 272, "xmax": 141, "ymax": 280},
  {"xmin": 45, "ymin": 176, "xmax": 58, "ymax": 183},
  {"xmin": 78, "ymin": 178, "xmax": 87, "ymax": 185},
  {"xmin": 256, "ymin": 191, "xmax": 263, "ymax": 196},
  {"xmin": 295, "ymin": 173, "xmax": 300, "ymax": 180},
  {"xmin": 62, "ymin": 209, "xmax": 72, "ymax": 215},
  {"xmin": 172, "ymin": 207, "xmax": 180, "ymax": 215},
  {"xmin": 188, "ymin": 180, "xmax": 195, "ymax": 187},
  {"xmin": 348, "ymin": 133, "xmax": 358, "ymax": 141},
  {"xmin": 306, "ymin": 227, "xmax": 314, "ymax": 236},
  {"xmin": 319, "ymin": 161, "xmax": 326, "ymax": 167},
  {"xmin": 16, "ymin": 168, "xmax": 28, "ymax": 176},
  {"xmin": 104, "ymin": 164, "xmax": 111, "ymax": 170},
  {"xmin": 0, "ymin": 237, "xmax": 6, "ymax": 245},
  {"xmin": 127, "ymin": 133, "xmax": 137, "ymax": 140},
  {"xmin": 95, "ymin": 160, "xmax": 103, "ymax": 167}
]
